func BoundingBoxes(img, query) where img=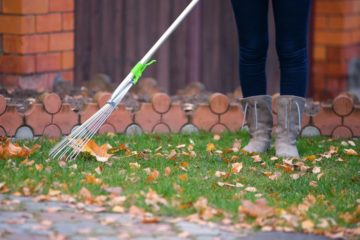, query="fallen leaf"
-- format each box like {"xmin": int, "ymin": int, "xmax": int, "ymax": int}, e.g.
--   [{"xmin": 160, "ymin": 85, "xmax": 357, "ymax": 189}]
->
[
  {"xmin": 215, "ymin": 171, "xmax": 227, "ymax": 177},
  {"xmin": 312, "ymin": 166, "xmax": 321, "ymax": 174},
  {"xmin": 129, "ymin": 205, "xmax": 145, "ymax": 217},
  {"xmin": 245, "ymin": 186, "xmax": 257, "ymax": 192},
  {"xmin": 145, "ymin": 188, "xmax": 168, "ymax": 211},
  {"xmin": 142, "ymin": 217, "xmax": 160, "ymax": 224},
  {"xmin": 129, "ymin": 162, "xmax": 141, "ymax": 169},
  {"xmin": 231, "ymin": 162, "xmax": 243, "ymax": 174},
  {"xmin": 239, "ymin": 198, "xmax": 274, "ymax": 218},
  {"xmin": 79, "ymin": 187, "xmax": 92, "ymax": 200},
  {"xmin": 146, "ymin": 170, "xmax": 160, "ymax": 183},
  {"xmin": 344, "ymin": 149, "xmax": 358, "ymax": 156},
  {"xmin": 317, "ymin": 172, "xmax": 324, "ymax": 180},
  {"xmin": 213, "ymin": 134, "xmax": 221, "ymax": 141},
  {"xmin": 252, "ymin": 155, "xmax": 262, "ymax": 163},
  {"xmin": 164, "ymin": 167, "xmax": 171, "ymax": 177},
  {"xmin": 206, "ymin": 143, "xmax": 216, "ymax": 152},
  {"xmin": 301, "ymin": 220, "xmax": 314, "ymax": 231},
  {"xmin": 35, "ymin": 164, "xmax": 43, "ymax": 171},
  {"xmin": 291, "ymin": 174, "xmax": 300, "ymax": 180},
  {"xmin": 309, "ymin": 181, "xmax": 318, "ymax": 187},
  {"xmin": 168, "ymin": 149, "xmax": 177, "ymax": 160},
  {"xmin": 82, "ymin": 140, "xmax": 113, "ymax": 162},
  {"xmin": 83, "ymin": 174, "xmax": 102, "ymax": 185},
  {"xmin": 178, "ymin": 174, "xmax": 188, "ymax": 181}
]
